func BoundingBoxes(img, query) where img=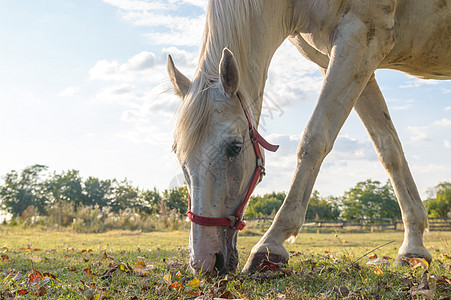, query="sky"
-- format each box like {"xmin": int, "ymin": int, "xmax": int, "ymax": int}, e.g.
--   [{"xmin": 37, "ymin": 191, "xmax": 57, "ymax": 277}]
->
[{"xmin": 0, "ymin": 0, "xmax": 450, "ymax": 199}]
